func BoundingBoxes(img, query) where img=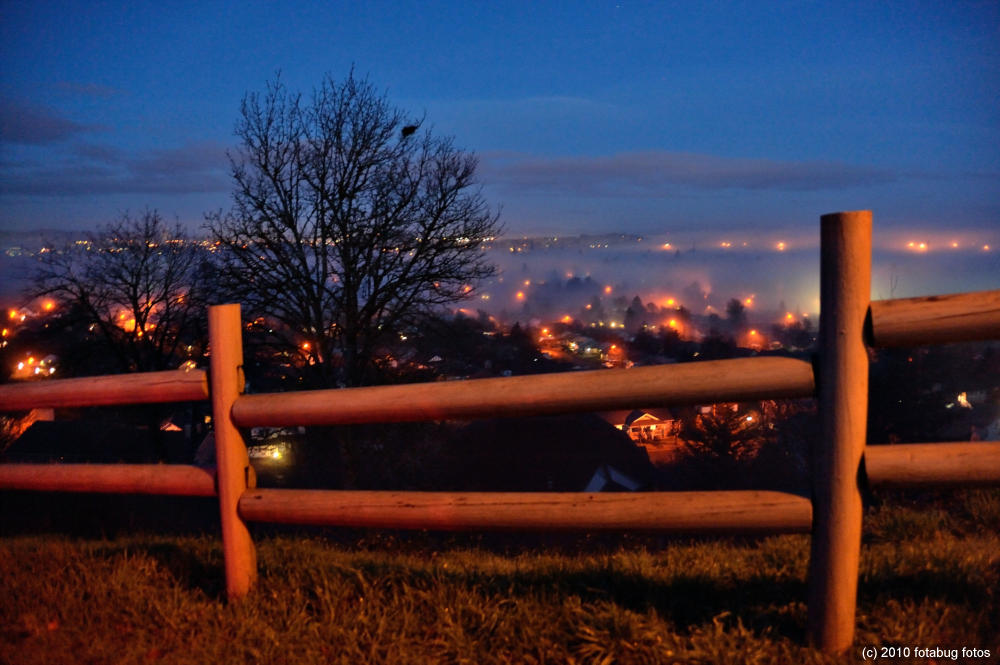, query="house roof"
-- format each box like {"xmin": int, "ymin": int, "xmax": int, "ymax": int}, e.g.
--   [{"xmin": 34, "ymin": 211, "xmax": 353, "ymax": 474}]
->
[
  {"xmin": 448, "ymin": 413, "xmax": 655, "ymax": 491},
  {"xmin": 598, "ymin": 408, "xmax": 677, "ymax": 428}
]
